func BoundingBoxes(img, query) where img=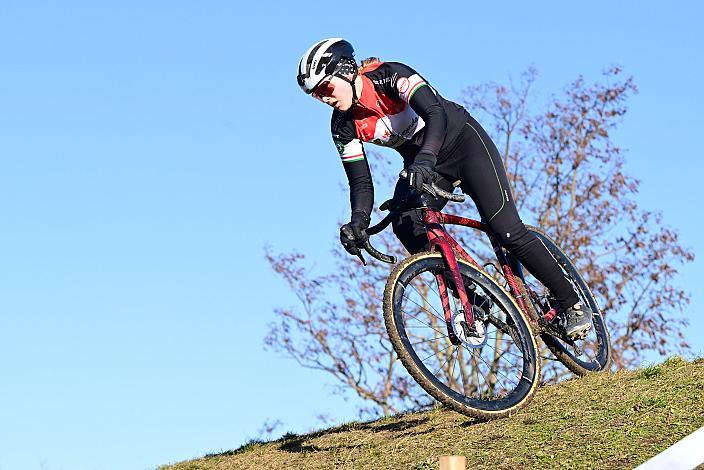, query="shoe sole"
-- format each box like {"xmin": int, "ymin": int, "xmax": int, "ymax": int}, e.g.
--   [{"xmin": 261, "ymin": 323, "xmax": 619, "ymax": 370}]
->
[{"xmin": 567, "ymin": 323, "xmax": 592, "ymax": 340}]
